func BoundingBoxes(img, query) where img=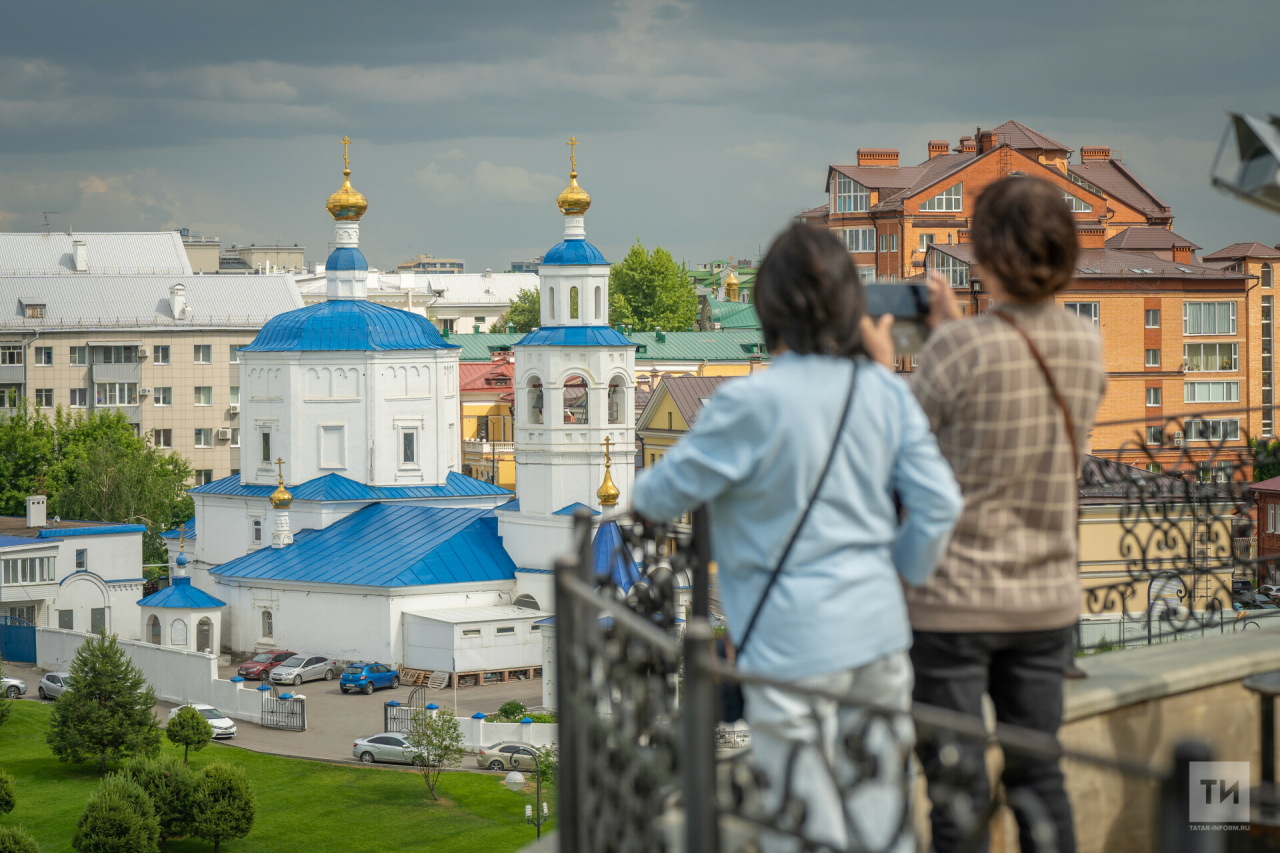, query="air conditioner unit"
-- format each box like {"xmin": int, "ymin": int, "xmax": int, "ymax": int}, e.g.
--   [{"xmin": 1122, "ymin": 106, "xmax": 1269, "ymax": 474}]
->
[
  {"xmin": 228, "ymin": 404, "xmax": 240, "ymax": 414},
  {"xmin": 137, "ymin": 347, "xmax": 149, "ymax": 358},
  {"xmin": 139, "ymin": 387, "xmax": 152, "ymax": 396},
  {"xmin": 216, "ymin": 428, "xmax": 232, "ymax": 441},
  {"xmin": 1173, "ymin": 431, "xmax": 1184, "ymax": 447}
]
